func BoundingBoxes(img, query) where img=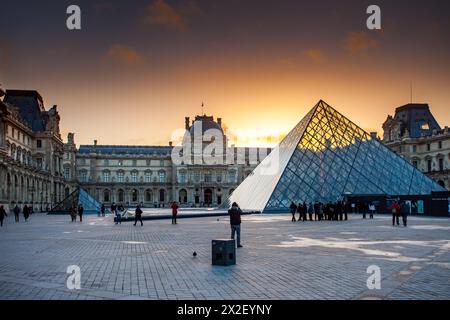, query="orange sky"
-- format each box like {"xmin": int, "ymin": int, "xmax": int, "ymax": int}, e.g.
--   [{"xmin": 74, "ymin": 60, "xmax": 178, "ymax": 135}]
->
[{"xmin": 1, "ymin": 0, "xmax": 449, "ymax": 147}]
